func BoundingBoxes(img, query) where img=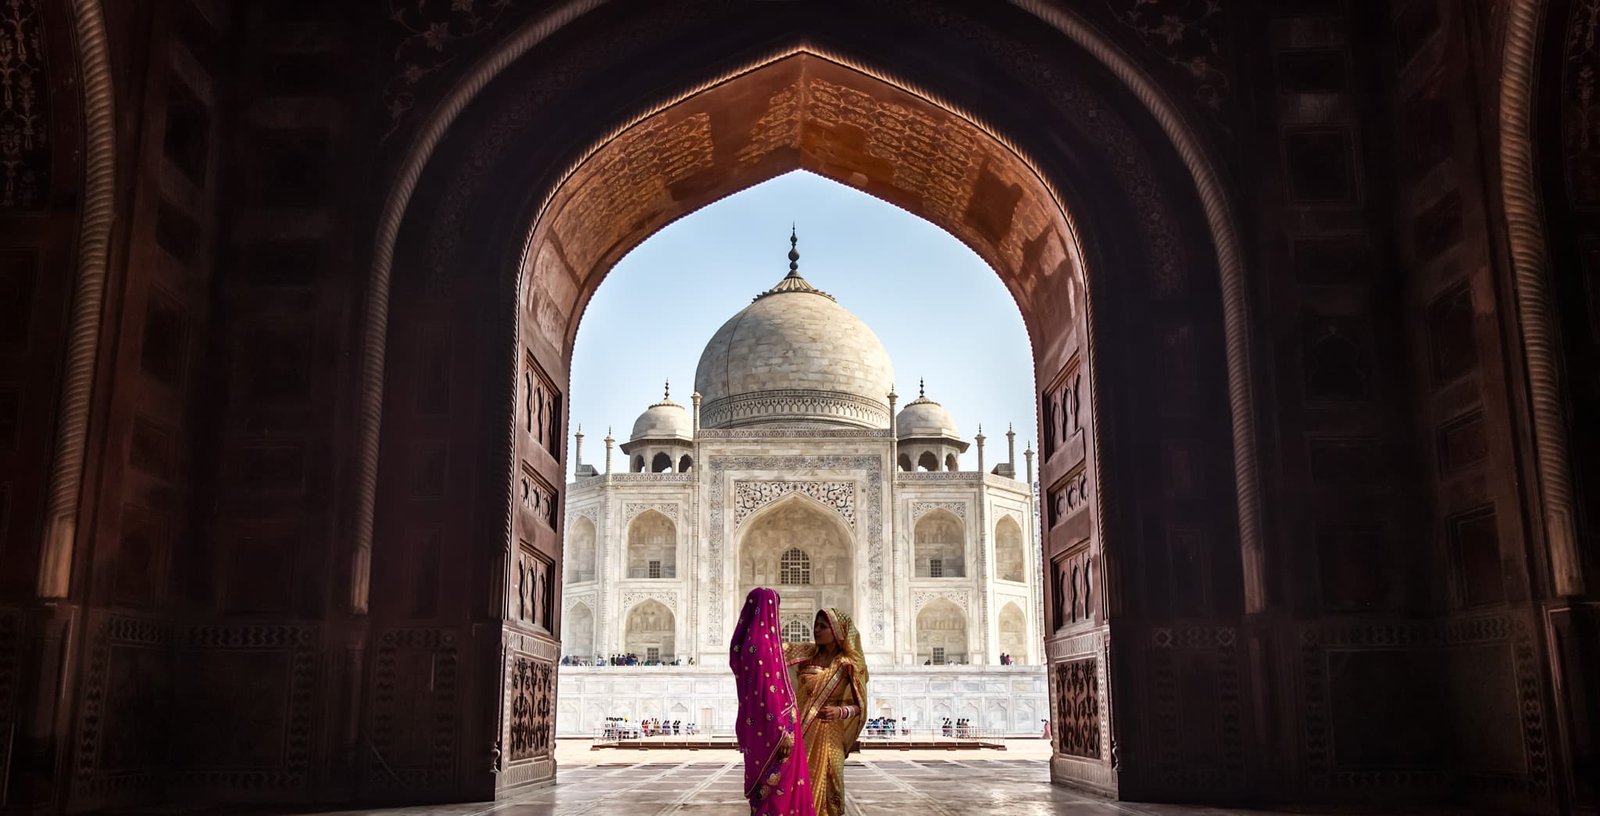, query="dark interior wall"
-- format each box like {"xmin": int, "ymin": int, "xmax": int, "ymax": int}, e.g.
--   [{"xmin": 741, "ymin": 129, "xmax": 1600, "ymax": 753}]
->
[
  {"xmin": 0, "ymin": 0, "xmax": 88, "ymax": 809},
  {"xmin": 1536, "ymin": 0, "xmax": 1600, "ymax": 809}
]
